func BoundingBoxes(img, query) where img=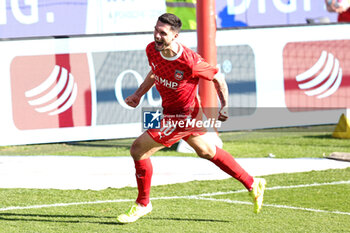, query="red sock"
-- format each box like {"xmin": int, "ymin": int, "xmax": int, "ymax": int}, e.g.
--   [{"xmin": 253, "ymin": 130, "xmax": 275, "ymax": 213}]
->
[
  {"xmin": 210, "ymin": 147, "xmax": 254, "ymax": 190},
  {"xmin": 134, "ymin": 158, "xmax": 153, "ymax": 206}
]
